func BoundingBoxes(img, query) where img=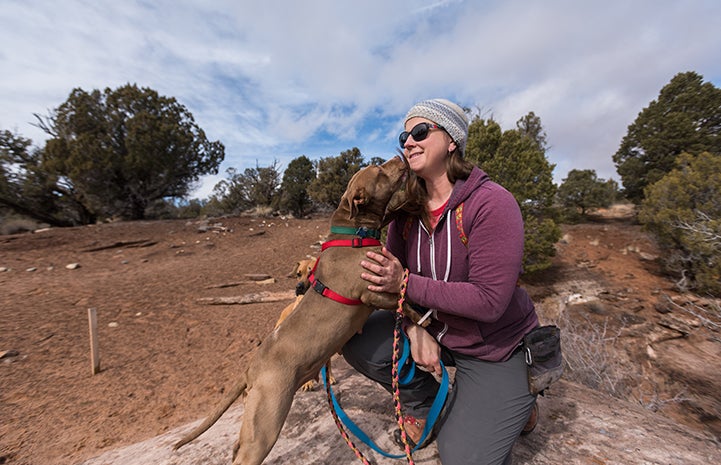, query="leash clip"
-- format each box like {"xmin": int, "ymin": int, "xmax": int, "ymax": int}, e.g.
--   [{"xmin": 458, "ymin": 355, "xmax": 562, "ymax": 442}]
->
[
  {"xmin": 355, "ymin": 227, "xmax": 380, "ymax": 239},
  {"xmin": 351, "ymin": 237, "xmax": 363, "ymax": 248}
]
